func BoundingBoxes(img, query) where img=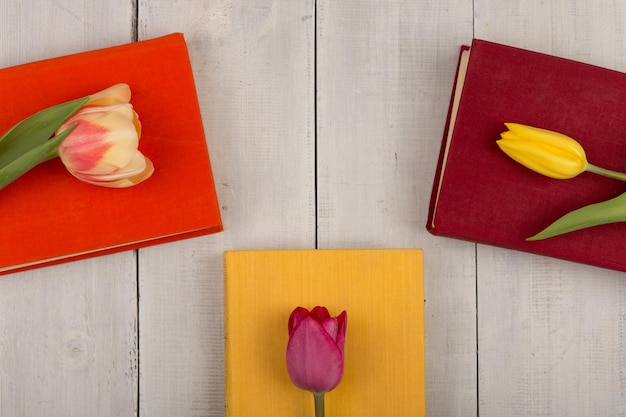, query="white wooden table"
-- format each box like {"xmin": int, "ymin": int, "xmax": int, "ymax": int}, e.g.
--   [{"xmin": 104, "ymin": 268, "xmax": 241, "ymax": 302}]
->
[{"xmin": 2, "ymin": 1, "xmax": 625, "ymax": 416}]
